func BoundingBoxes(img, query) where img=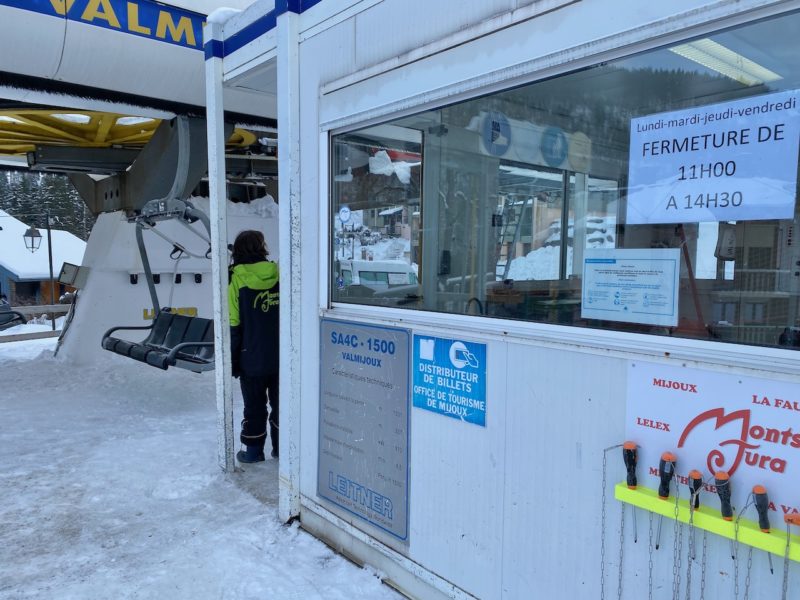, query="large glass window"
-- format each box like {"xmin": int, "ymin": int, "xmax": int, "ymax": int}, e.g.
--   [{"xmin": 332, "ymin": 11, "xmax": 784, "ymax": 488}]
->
[{"xmin": 330, "ymin": 11, "xmax": 800, "ymax": 349}]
